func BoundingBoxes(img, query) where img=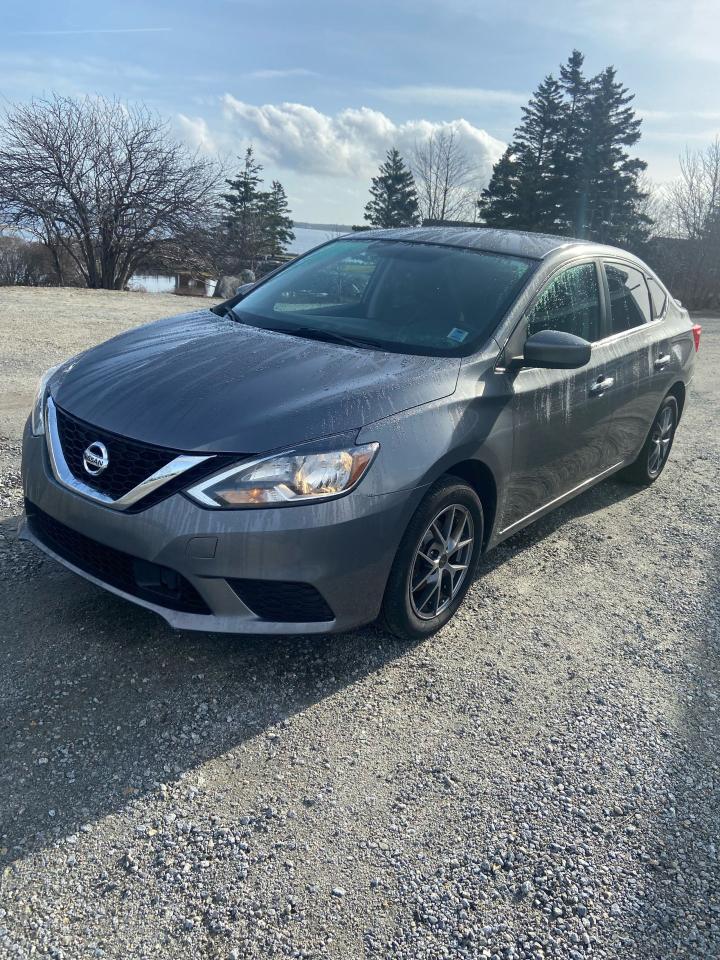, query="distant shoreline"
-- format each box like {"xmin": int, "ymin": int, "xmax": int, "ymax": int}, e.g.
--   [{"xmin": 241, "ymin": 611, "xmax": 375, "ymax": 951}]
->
[{"xmin": 293, "ymin": 220, "xmax": 353, "ymax": 233}]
